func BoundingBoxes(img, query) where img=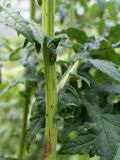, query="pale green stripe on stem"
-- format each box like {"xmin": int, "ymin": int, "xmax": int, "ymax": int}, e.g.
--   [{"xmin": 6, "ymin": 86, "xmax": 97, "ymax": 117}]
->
[{"xmin": 42, "ymin": 0, "xmax": 57, "ymax": 160}]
